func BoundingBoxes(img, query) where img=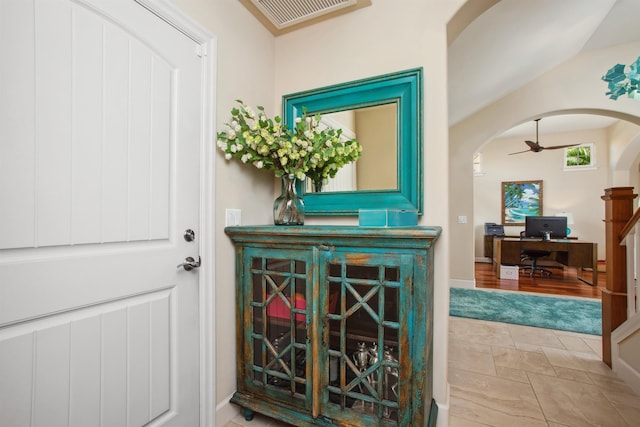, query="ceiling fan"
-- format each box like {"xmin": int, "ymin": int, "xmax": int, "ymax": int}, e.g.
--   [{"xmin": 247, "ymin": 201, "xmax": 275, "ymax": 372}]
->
[{"xmin": 508, "ymin": 118, "xmax": 579, "ymax": 155}]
